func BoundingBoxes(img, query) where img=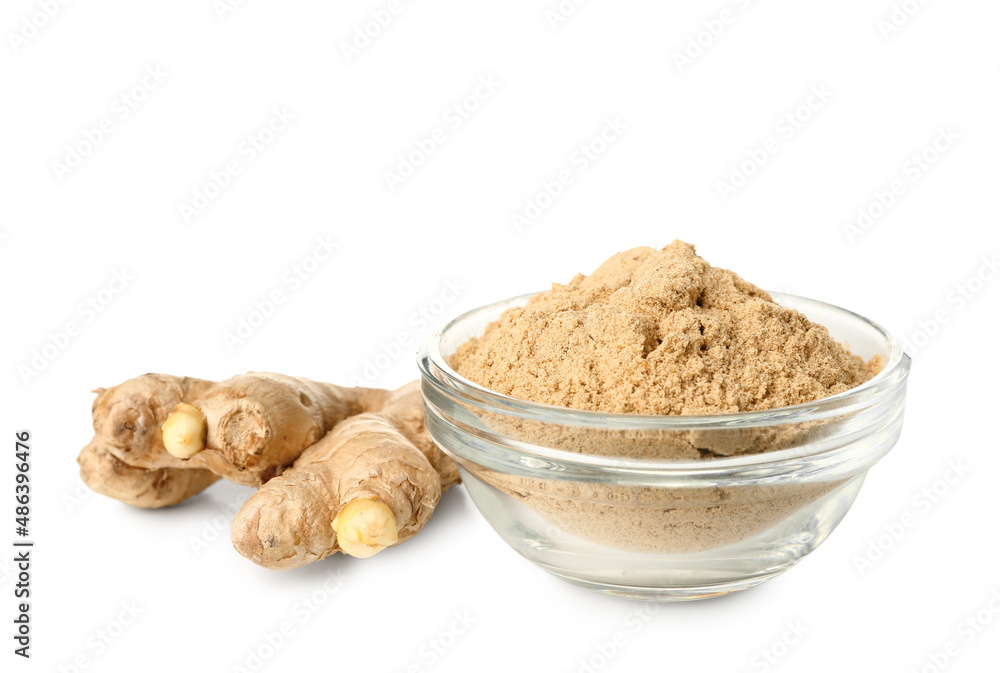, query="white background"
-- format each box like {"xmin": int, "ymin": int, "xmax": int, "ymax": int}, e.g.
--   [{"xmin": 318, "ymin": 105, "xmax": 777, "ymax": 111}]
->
[{"xmin": 2, "ymin": 0, "xmax": 999, "ymax": 671}]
